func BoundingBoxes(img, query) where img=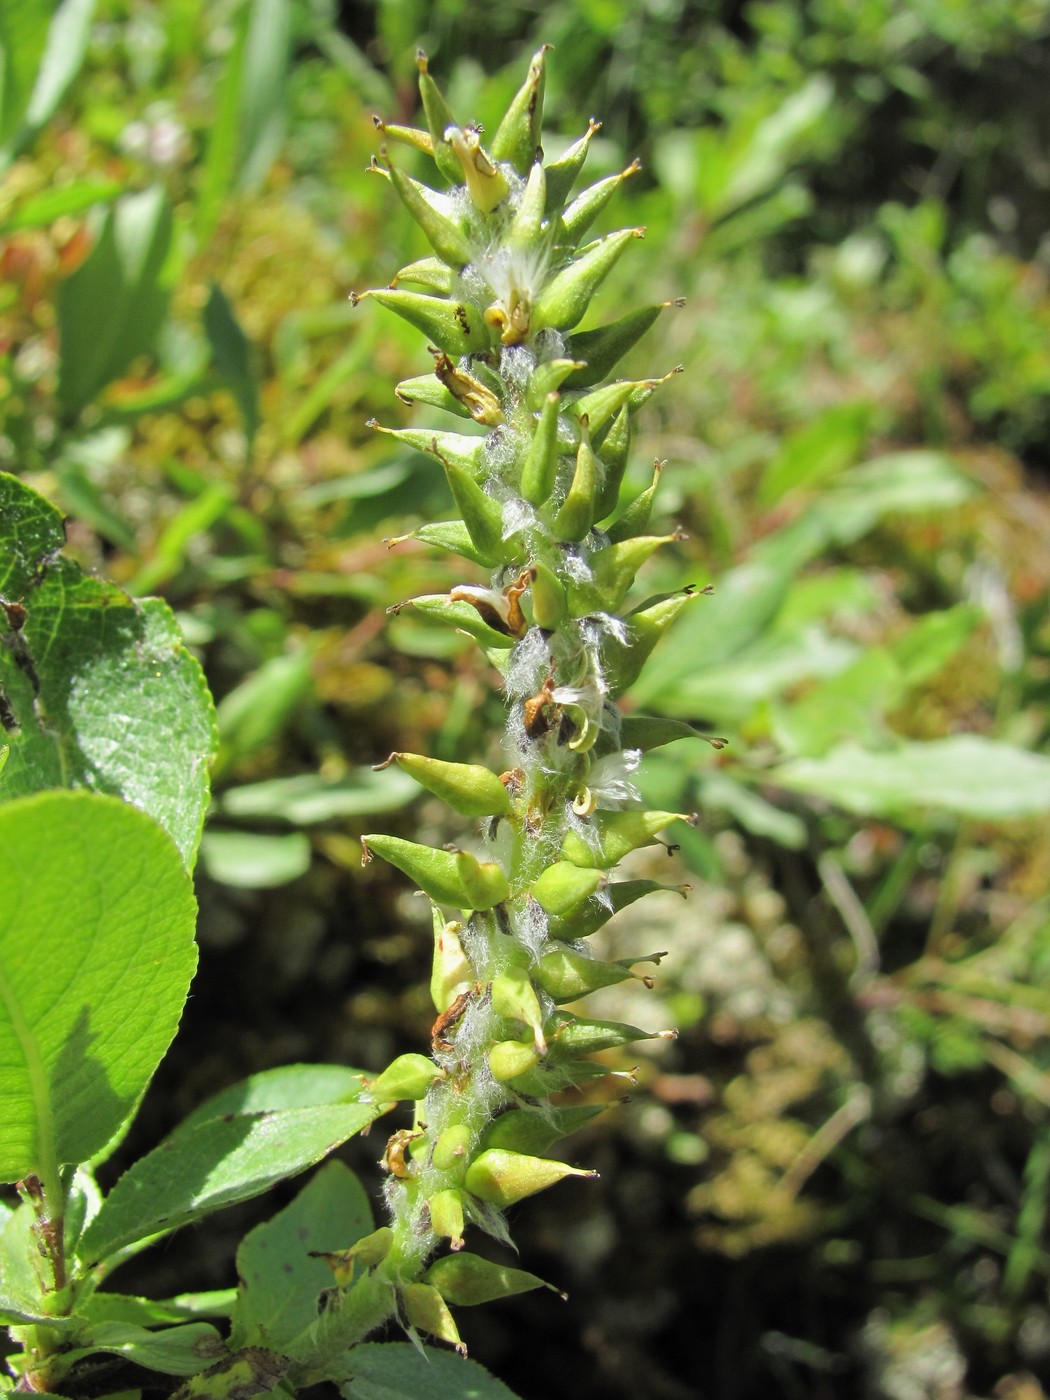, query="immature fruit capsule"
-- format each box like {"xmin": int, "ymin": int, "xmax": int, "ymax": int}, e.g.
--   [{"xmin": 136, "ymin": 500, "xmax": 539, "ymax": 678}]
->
[
  {"xmin": 374, "ymin": 752, "xmax": 513, "ymax": 818},
  {"xmin": 428, "ymin": 1188, "xmax": 467, "ymax": 1250},
  {"xmin": 366, "ymin": 1053, "xmax": 443, "ymax": 1102},
  {"xmin": 488, "ymin": 1039, "xmax": 541, "ymax": 1082},
  {"xmin": 561, "ymin": 809, "xmax": 687, "ymax": 869},
  {"xmin": 530, "ymin": 859, "xmax": 604, "ymax": 917},
  {"xmin": 430, "ymin": 910, "xmax": 472, "ymax": 1013},
  {"xmin": 490, "ymin": 966, "xmax": 547, "ymax": 1054},
  {"xmin": 361, "ymin": 834, "xmax": 510, "ymax": 910},
  {"xmin": 311, "ymin": 1225, "xmax": 394, "ymax": 1284},
  {"xmin": 432, "ymin": 1123, "xmax": 472, "ymax": 1172},
  {"xmin": 464, "ymin": 1149, "xmax": 597, "ymax": 1207},
  {"xmin": 424, "ymin": 1252, "xmax": 554, "ymax": 1306},
  {"xmin": 400, "ymin": 1281, "xmax": 465, "ymax": 1353}
]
